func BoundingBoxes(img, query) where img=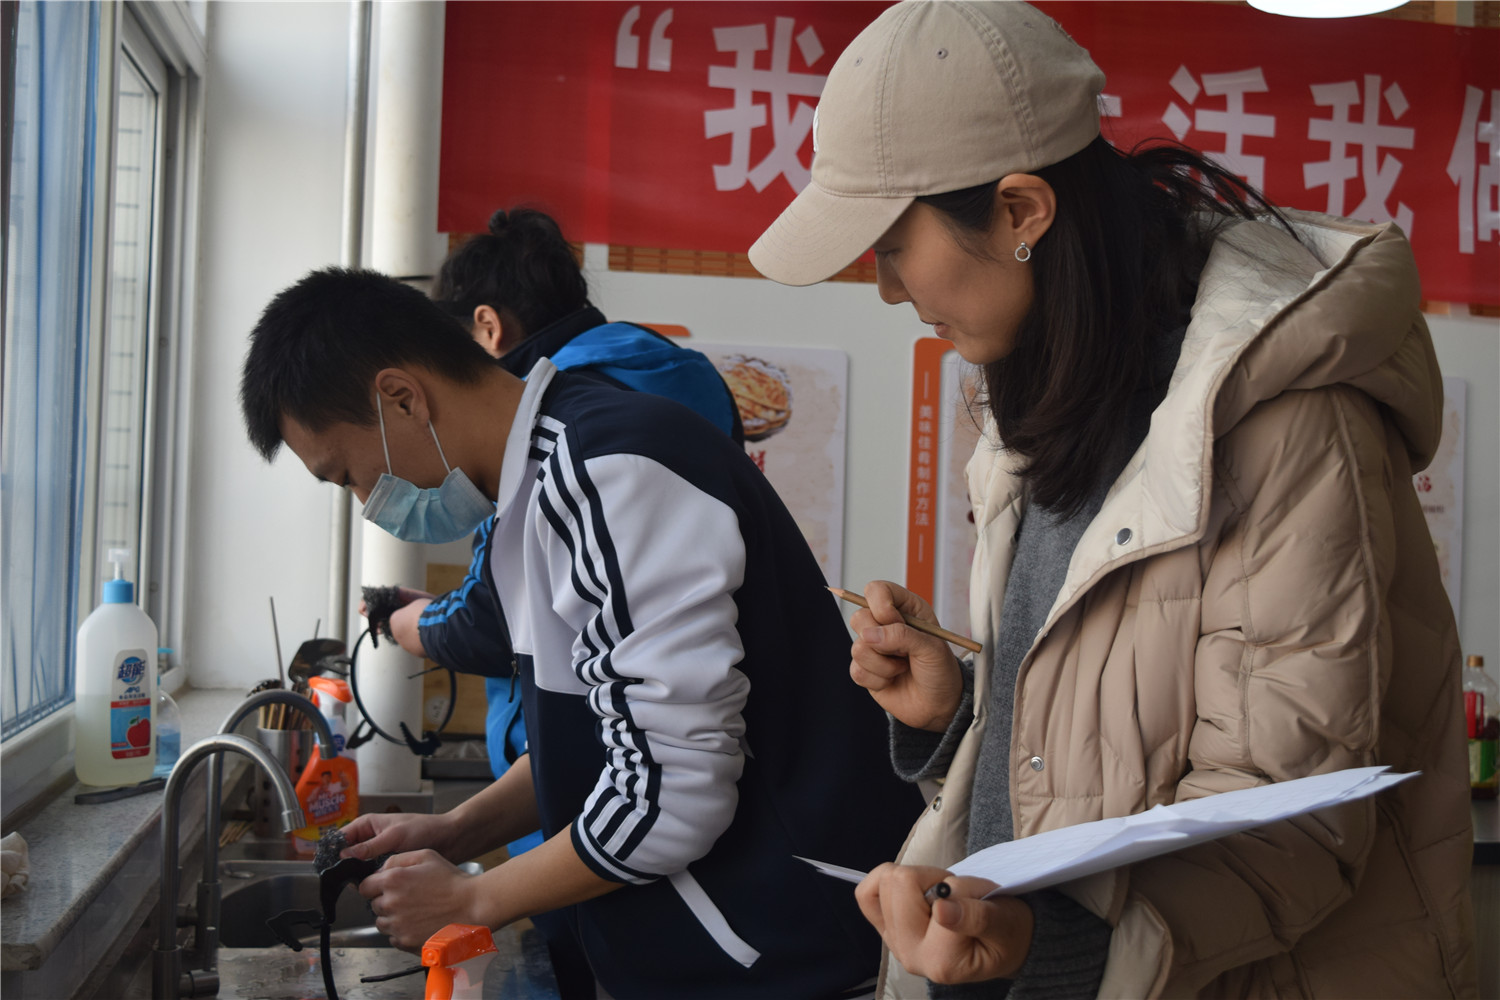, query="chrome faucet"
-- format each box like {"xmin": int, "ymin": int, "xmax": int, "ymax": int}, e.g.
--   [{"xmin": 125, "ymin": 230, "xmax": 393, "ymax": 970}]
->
[
  {"xmin": 194, "ymin": 690, "xmax": 335, "ymax": 970},
  {"xmin": 153, "ymin": 734, "xmax": 304, "ymax": 1000}
]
